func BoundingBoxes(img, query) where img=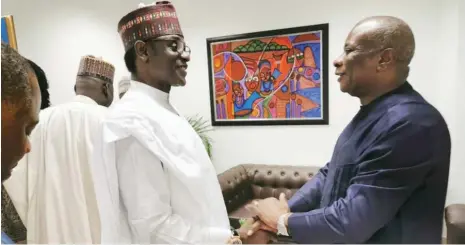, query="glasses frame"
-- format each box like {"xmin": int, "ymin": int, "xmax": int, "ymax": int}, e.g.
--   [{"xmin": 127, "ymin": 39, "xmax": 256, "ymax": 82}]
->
[{"xmin": 148, "ymin": 38, "xmax": 191, "ymax": 56}]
